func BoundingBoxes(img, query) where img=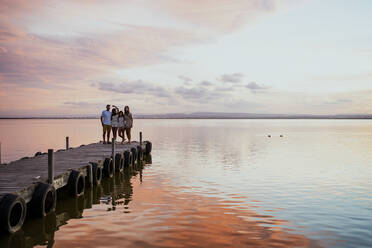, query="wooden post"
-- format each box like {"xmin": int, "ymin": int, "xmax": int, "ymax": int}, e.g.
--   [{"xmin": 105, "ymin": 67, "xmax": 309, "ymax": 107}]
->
[
  {"xmin": 140, "ymin": 132, "xmax": 142, "ymax": 146},
  {"xmin": 111, "ymin": 138, "xmax": 115, "ymax": 173},
  {"xmin": 0, "ymin": 142, "xmax": 2, "ymax": 165},
  {"xmin": 48, "ymin": 149, "xmax": 54, "ymax": 184},
  {"xmin": 66, "ymin": 136, "xmax": 69, "ymax": 150}
]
